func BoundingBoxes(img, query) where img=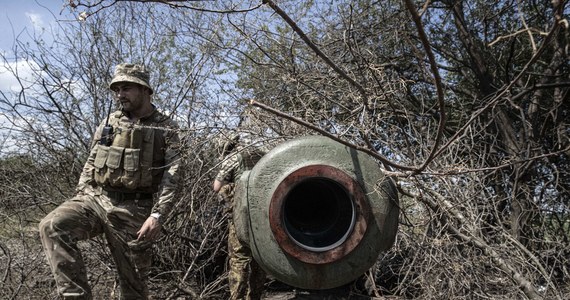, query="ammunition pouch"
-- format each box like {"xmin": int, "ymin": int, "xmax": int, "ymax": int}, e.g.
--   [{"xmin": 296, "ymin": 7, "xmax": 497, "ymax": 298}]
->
[{"xmin": 93, "ymin": 115, "xmax": 155, "ymax": 190}]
